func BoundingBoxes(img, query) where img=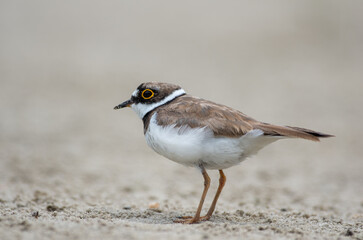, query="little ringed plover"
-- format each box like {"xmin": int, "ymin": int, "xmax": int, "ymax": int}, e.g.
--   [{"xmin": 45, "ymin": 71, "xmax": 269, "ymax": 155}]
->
[{"xmin": 114, "ymin": 82, "xmax": 333, "ymax": 224}]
